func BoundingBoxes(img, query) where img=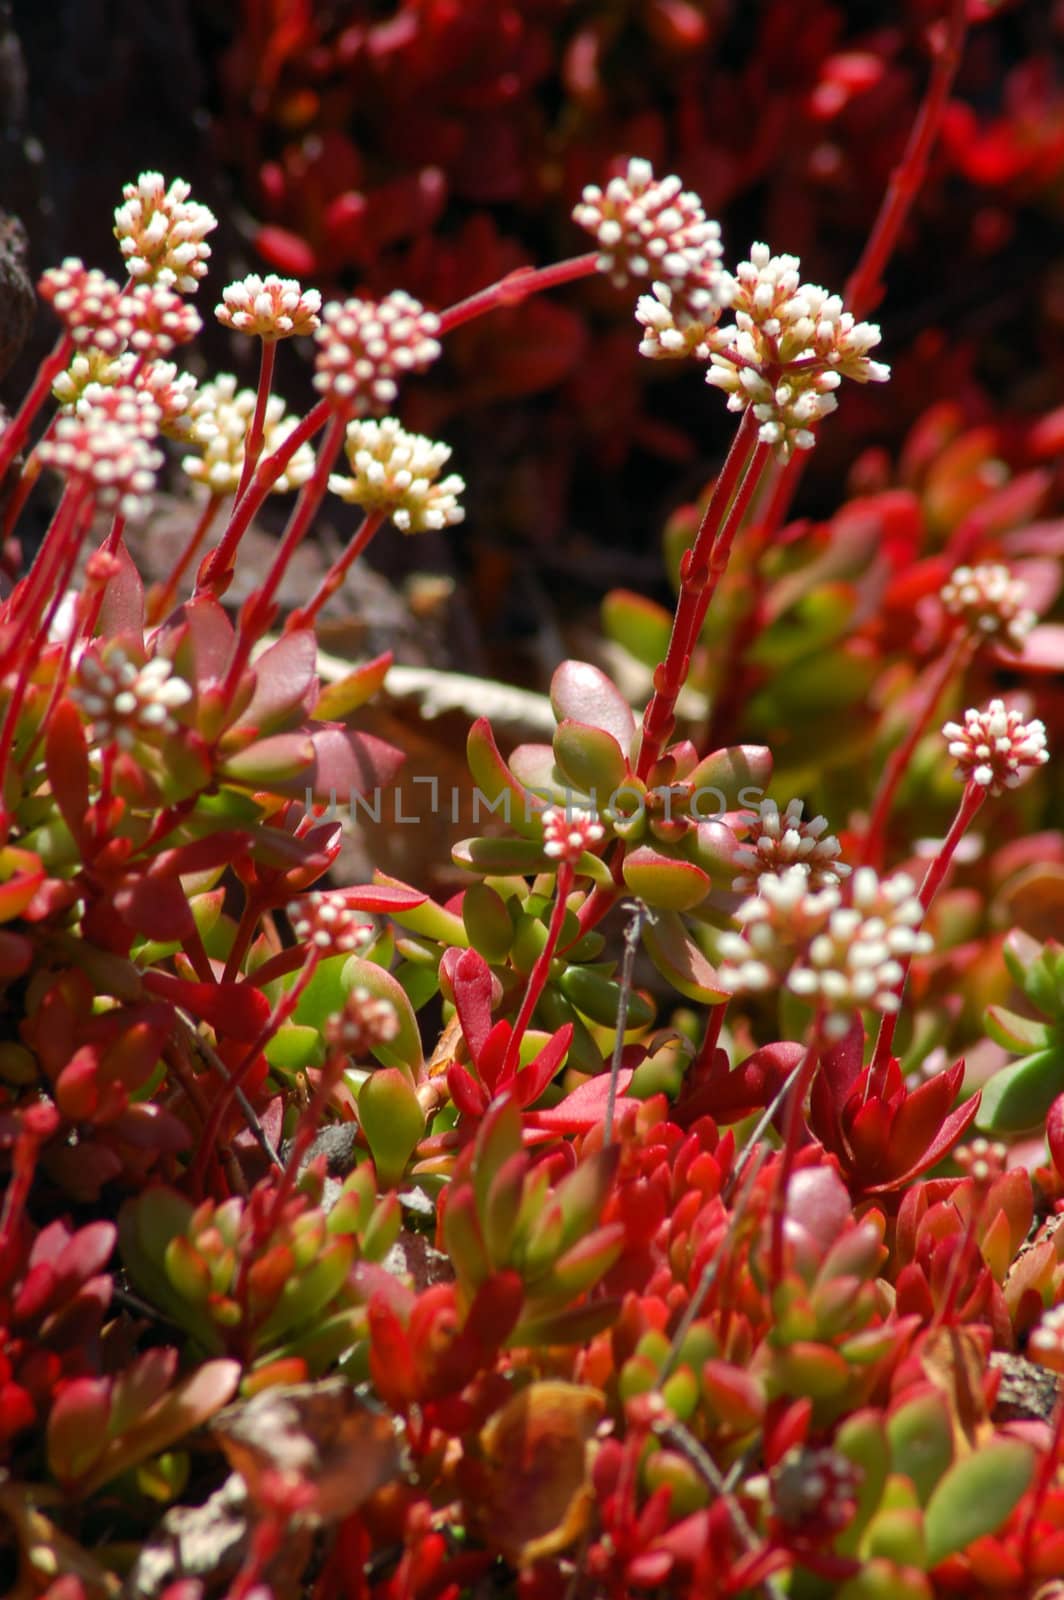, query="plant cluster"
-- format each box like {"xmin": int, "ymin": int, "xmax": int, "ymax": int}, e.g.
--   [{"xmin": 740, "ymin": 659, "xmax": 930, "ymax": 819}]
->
[{"xmin": 1, "ymin": 5, "xmax": 1064, "ymax": 1599}]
